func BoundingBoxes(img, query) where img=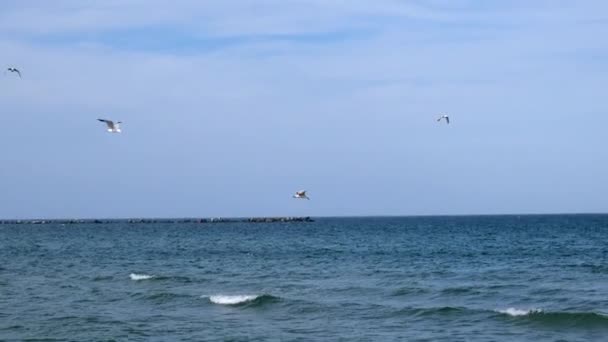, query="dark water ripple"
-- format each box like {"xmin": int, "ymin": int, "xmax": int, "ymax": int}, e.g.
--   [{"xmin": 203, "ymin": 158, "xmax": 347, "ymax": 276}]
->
[{"xmin": 1, "ymin": 215, "xmax": 608, "ymax": 341}]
